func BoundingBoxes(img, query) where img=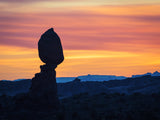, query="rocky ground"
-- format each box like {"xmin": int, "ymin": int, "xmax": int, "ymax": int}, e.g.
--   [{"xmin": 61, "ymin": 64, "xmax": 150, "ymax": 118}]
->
[{"xmin": 0, "ymin": 92, "xmax": 160, "ymax": 120}]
